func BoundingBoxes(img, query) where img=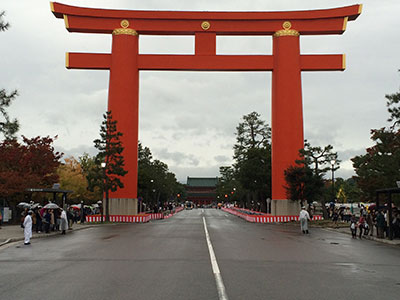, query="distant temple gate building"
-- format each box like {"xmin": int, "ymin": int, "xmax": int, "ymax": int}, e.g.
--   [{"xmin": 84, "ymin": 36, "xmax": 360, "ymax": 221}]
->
[{"xmin": 186, "ymin": 177, "xmax": 218, "ymax": 206}]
